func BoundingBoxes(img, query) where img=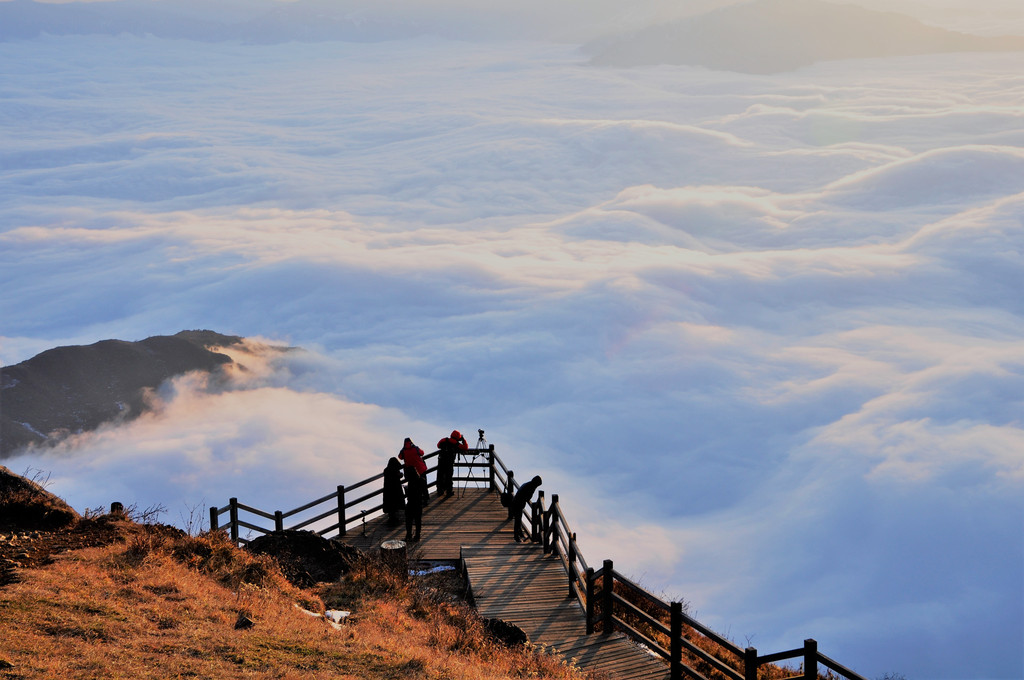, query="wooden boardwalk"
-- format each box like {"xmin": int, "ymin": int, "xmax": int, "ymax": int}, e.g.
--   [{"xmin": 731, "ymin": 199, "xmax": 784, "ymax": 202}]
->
[
  {"xmin": 463, "ymin": 544, "xmax": 670, "ymax": 679},
  {"xmin": 219, "ymin": 449, "xmax": 868, "ymax": 680},
  {"xmin": 344, "ymin": 488, "xmax": 669, "ymax": 679},
  {"xmin": 344, "ymin": 488, "xmax": 511, "ymax": 558}
]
